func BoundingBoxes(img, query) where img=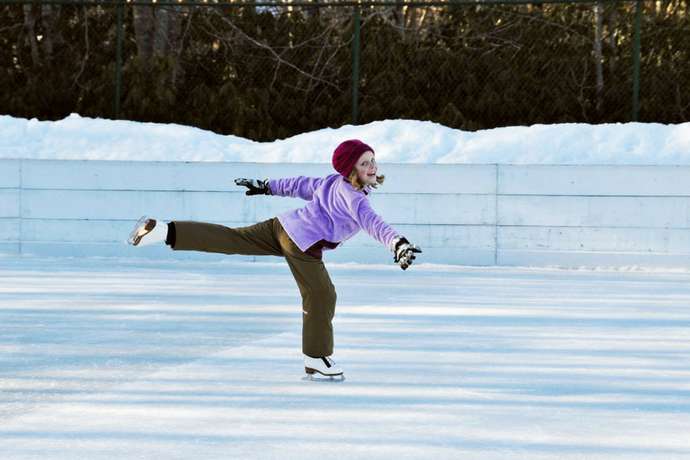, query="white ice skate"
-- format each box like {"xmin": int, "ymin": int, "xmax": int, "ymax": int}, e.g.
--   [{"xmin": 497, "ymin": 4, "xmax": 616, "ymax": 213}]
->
[
  {"xmin": 127, "ymin": 216, "xmax": 166, "ymax": 246},
  {"xmin": 304, "ymin": 355, "xmax": 344, "ymax": 381}
]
